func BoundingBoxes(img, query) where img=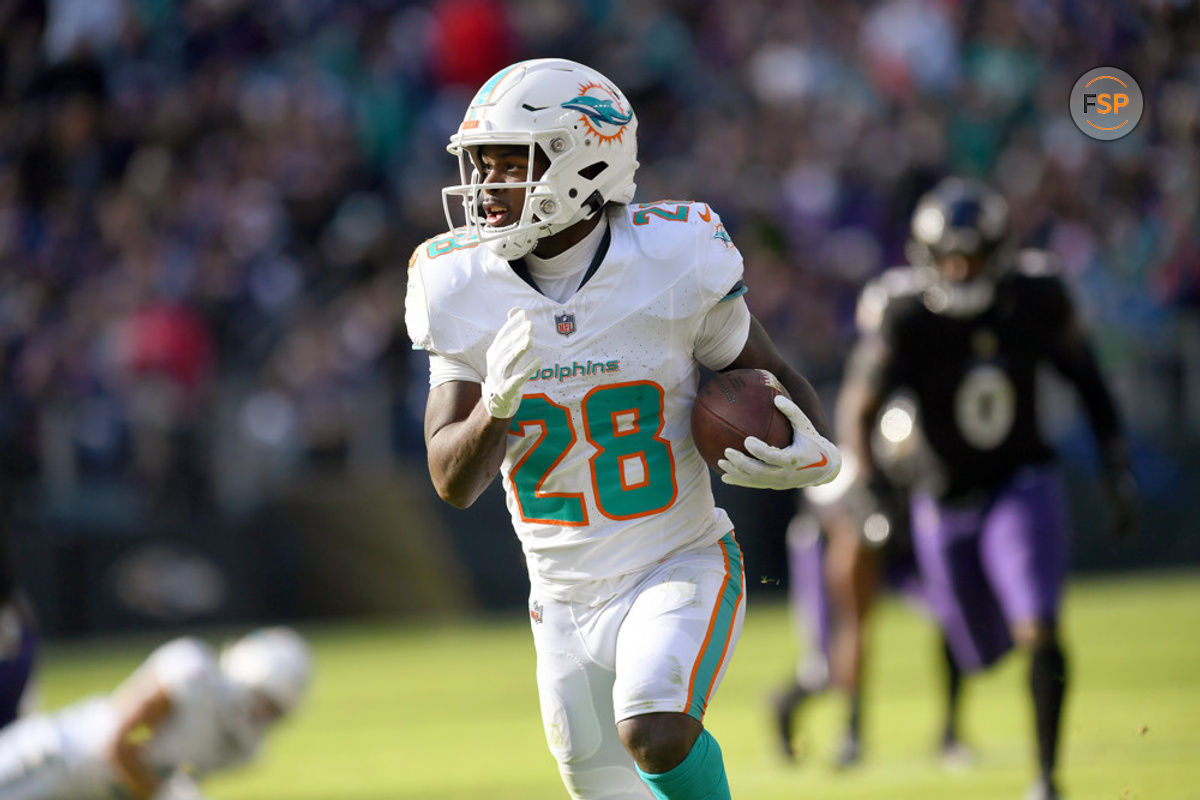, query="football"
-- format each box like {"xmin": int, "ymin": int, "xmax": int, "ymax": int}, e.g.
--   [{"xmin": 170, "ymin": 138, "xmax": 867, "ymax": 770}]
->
[{"xmin": 691, "ymin": 368, "xmax": 793, "ymax": 471}]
